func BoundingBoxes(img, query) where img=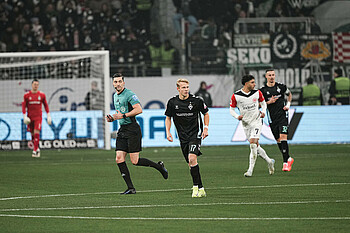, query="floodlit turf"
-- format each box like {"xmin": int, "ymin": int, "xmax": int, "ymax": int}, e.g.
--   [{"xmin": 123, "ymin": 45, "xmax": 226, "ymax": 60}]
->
[{"xmin": 0, "ymin": 144, "xmax": 349, "ymax": 233}]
